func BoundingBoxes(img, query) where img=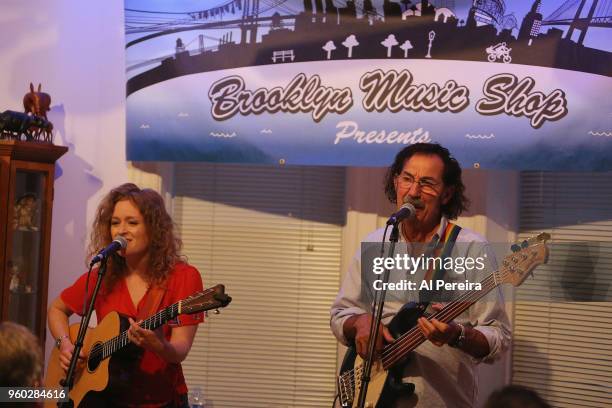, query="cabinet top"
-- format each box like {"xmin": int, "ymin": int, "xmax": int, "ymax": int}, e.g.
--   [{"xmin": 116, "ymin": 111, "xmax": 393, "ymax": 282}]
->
[{"xmin": 0, "ymin": 140, "xmax": 68, "ymax": 163}]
